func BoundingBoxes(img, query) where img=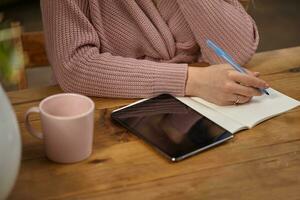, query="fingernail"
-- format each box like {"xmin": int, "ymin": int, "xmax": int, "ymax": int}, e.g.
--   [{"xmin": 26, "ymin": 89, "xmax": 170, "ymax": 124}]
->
[
  {"xmin": 254, "ymin": 72, "xmax": 260, "ymax": 76},
  {"xmin": 265, "ymin": 83, "xmax": 270, "ymax": 88}
]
